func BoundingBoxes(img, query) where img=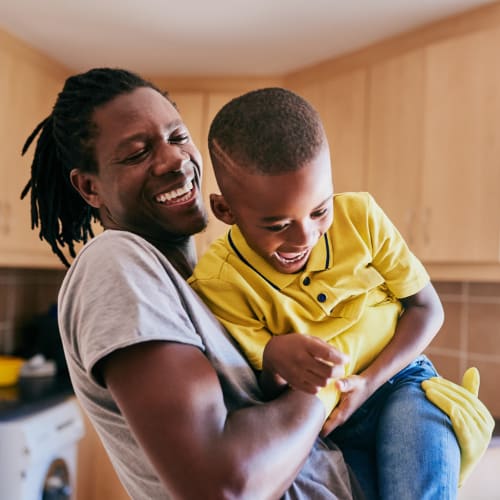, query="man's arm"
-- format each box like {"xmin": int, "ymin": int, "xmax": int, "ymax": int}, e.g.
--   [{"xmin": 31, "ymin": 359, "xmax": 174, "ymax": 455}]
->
[{"xmin": 102, "ymin": 340, "xmax": 327, "ymax": 499}]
